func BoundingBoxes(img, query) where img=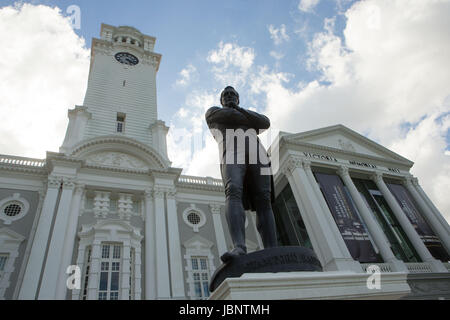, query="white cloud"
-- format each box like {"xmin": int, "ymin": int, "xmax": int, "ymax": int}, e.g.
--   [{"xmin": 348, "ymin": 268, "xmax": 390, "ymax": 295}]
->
[
  {"xmin": 0, "ymin": 3, "xmax": 89, "ymax": 158},
  {"xmin": 268, "ymin": 24, "xmax": 290, "ymax": 45},
  {"xmin": 298, "ymin": 0, "xmax": 320, "ymax": 12},
  {"xmin": 270, "ymin": 51, "xmax": 285, "ymax": 60},
  {"xmin": 389, "ymin": 113, "xmax": 450, "ymax": 223},
  {"xmin": 261, "ymin": 0, "xmax": 450, "ymax": 222},
  {"xmin": 175, "ymin": 64, "xmax": 198, "ymax": 87},
  {"xmin": 170, "ymin": 0, "xmax": 450, "ymax": 224},
  {"xmin": 207, "ymin": 41, "xmax": 255, "ymax": 87},
  {"xmin": 167, "ymin": 89, "xmax": 221, "ymax": 176}
]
